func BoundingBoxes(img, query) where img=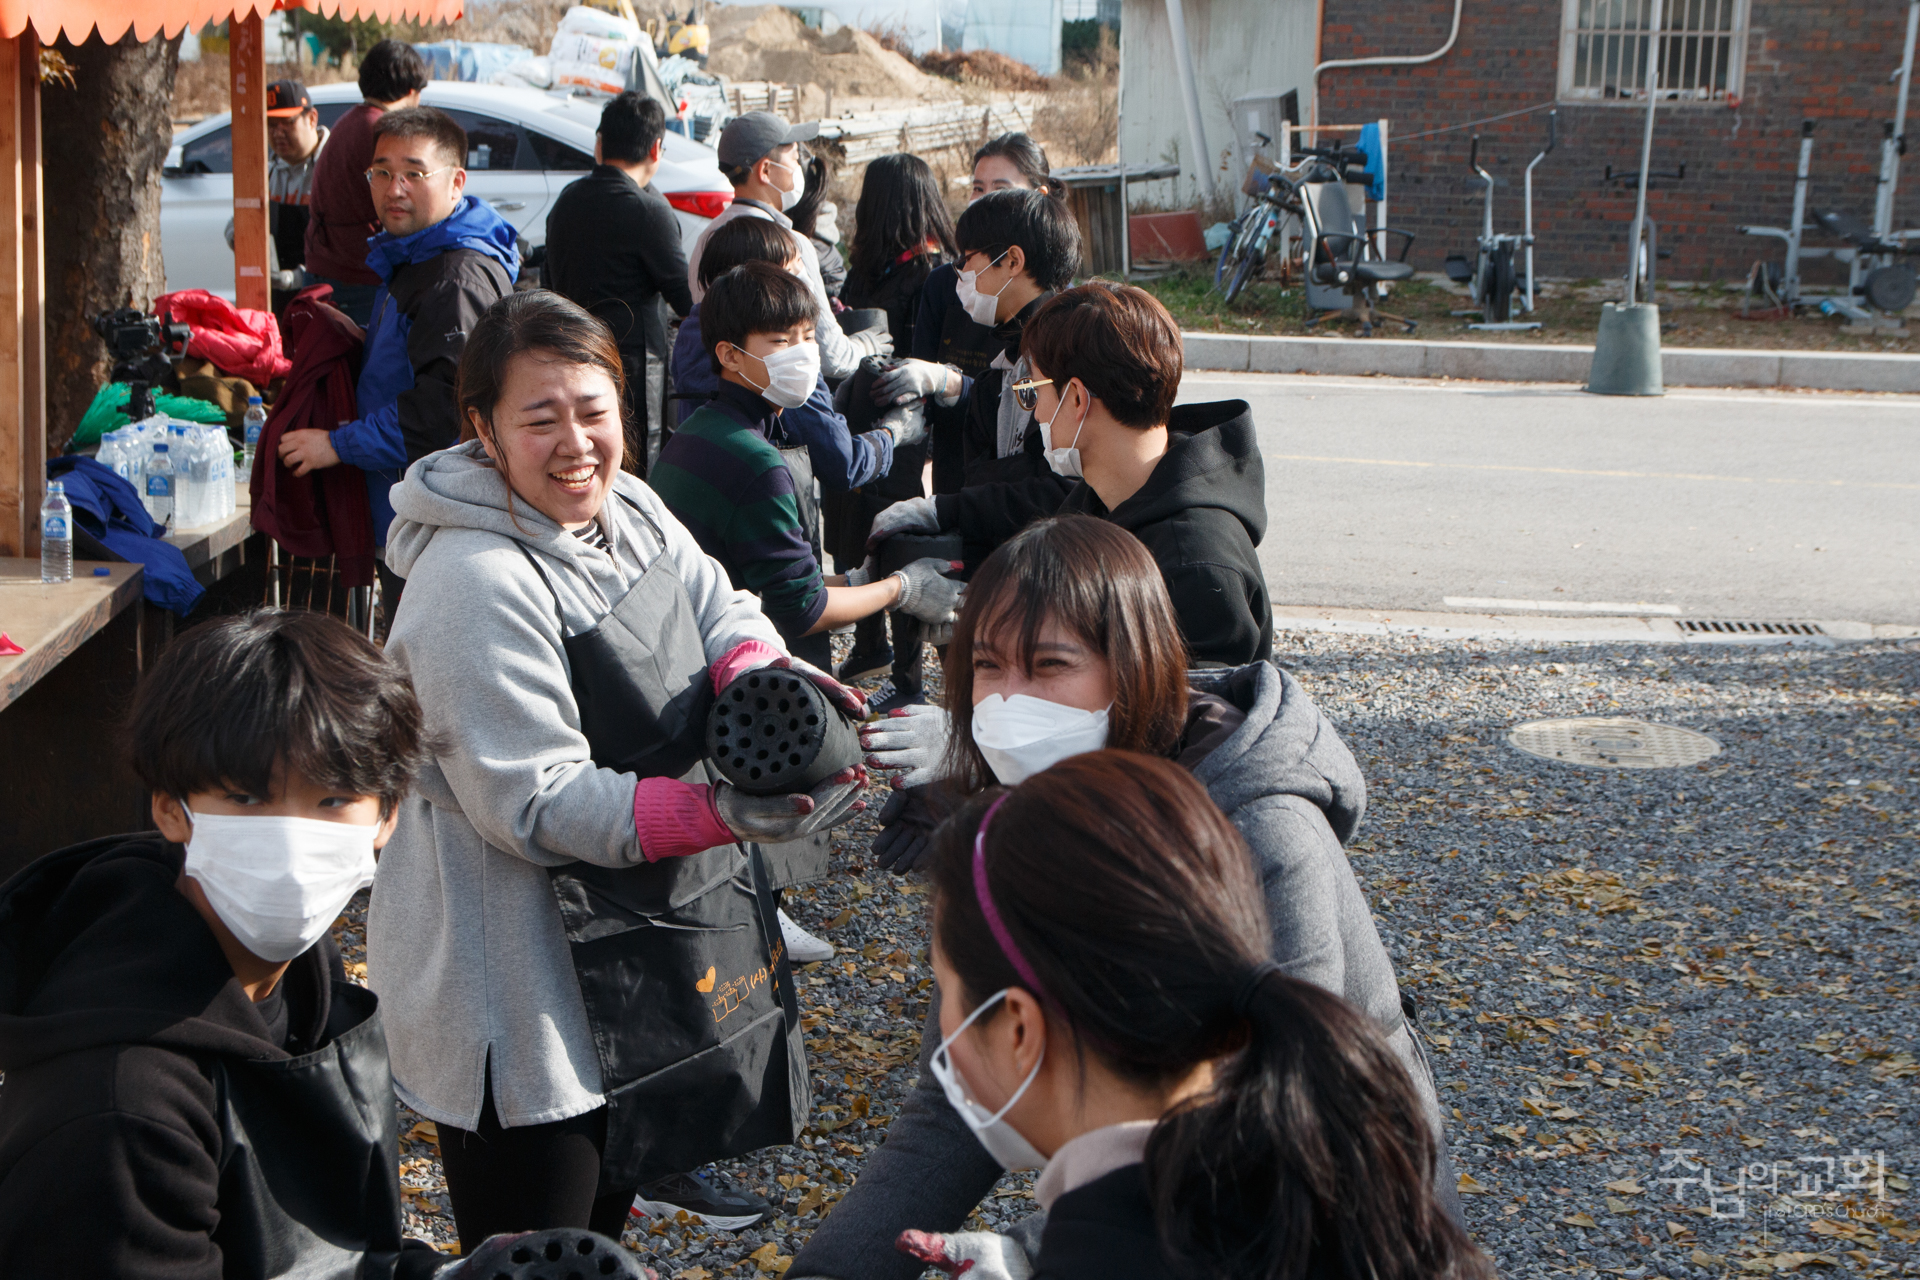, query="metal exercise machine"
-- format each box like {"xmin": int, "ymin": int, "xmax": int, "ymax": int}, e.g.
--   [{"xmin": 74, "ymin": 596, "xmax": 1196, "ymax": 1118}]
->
[{"xmin": 1444, "ymin": 111, "xmax": 1557, "ymax": 330}]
